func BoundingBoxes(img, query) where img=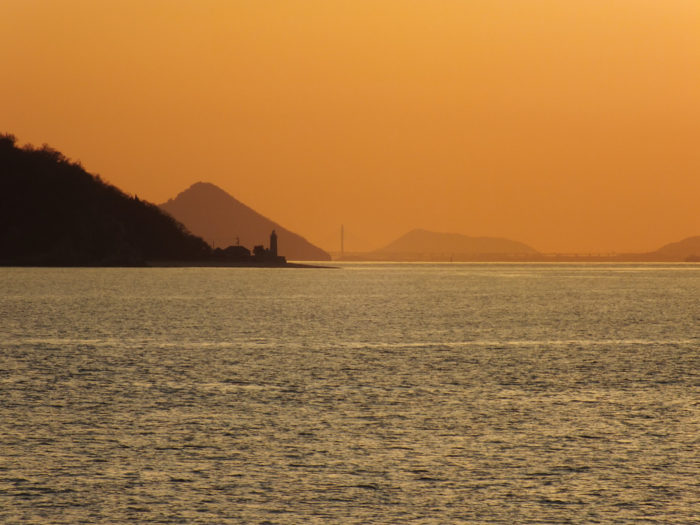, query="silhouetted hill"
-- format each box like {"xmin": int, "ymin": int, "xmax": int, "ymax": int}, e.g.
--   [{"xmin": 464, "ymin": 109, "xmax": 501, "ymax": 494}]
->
[
  {"xmin": 0, "ymin": 134, "xmax": 211, "ymax": 265},
  {"xmin": 647, "ymin": 236, "xmax": 700, "ymax": 261},
  {"xmin": 371, "ymin": 229, "xmax": 539, "ymax": 261},
  {"xmin": 160, "ymin": 182, "xmax": 331, "ymax": 261}
]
